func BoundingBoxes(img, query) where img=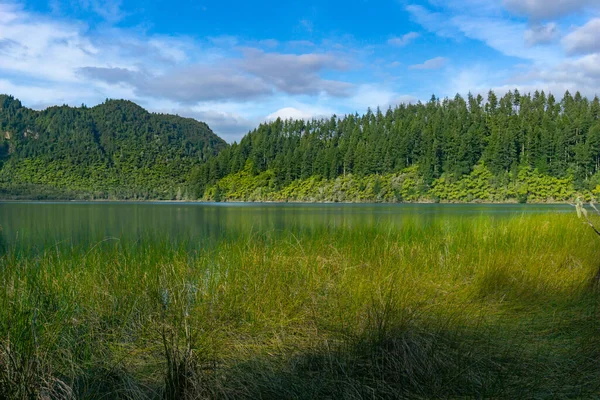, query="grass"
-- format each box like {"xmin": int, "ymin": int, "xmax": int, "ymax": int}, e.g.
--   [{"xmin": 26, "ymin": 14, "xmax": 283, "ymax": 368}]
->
[{"xmin": 1, "ymin": 214, "xmax": 600, "ymax": 399}]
